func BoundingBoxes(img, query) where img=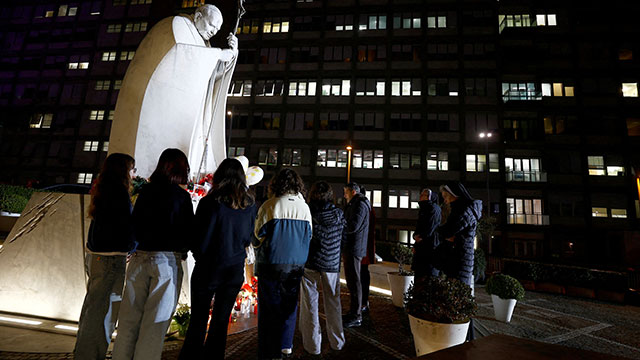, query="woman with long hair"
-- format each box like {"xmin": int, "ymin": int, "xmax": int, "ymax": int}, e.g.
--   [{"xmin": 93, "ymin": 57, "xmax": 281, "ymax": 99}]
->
[
  {"xmin": 74, "ymin": 153, "xmax": 136, "ymax": 360},
  {"xmin": 254, "ymin": 168, "xmax": 312, "ymax": 359},
  {"xmin": 112, "ymin": 148, "xmax": 194, "ymax": 360},
  {"xmin": 179, "ymin": 158, "xmax": 256, "ymax": 359}
]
